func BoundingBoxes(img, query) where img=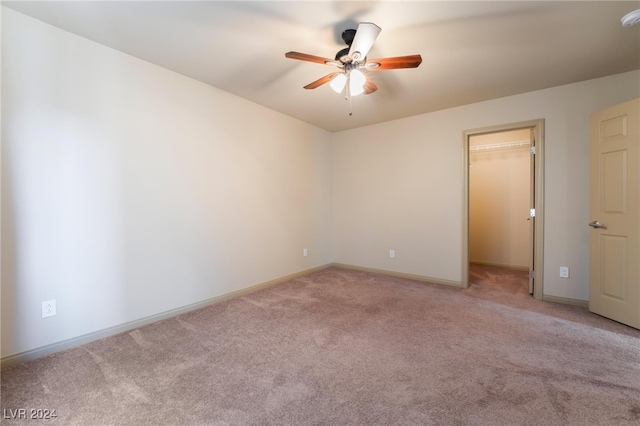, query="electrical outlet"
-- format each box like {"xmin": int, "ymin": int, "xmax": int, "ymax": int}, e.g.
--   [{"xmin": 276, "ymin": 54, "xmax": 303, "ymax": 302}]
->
[
  {"xmin": 559, "ymin": 267, "xmax": 570, "ymax": 279},
  {"xmin": 42, "ymin": 299, "xmax": 56, "ymax": 318},
  {"xmin": 389, "ymin": 249, "xmax": 395, "ymax": 259},
  {"xmin": 303, "ymin": 248, "xmax": 308, "ymax": 257}
]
